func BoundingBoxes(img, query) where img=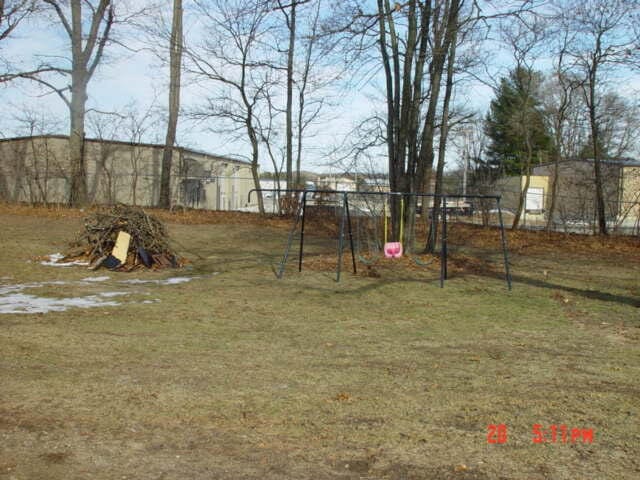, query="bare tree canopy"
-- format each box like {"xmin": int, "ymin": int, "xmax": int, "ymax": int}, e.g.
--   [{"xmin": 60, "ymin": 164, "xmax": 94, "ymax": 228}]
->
[{"xmin": 0, "ymin": 0, "xmax": 41, "ymax": 82}]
